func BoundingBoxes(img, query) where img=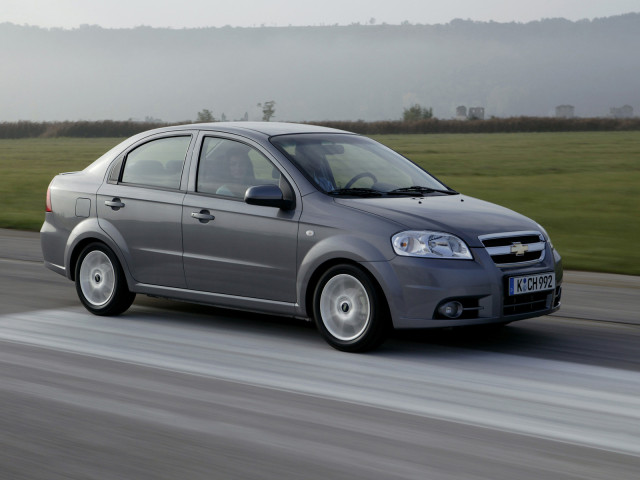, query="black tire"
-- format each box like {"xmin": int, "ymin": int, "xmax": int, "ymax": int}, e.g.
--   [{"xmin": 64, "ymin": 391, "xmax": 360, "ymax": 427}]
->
[
  {"xmin": 75, "ymin": 242, "xmax": 135, "ymax": 316},
  {"xmin": 313, "ymin": 264, "xmax": 390, "ymax": 352}
]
